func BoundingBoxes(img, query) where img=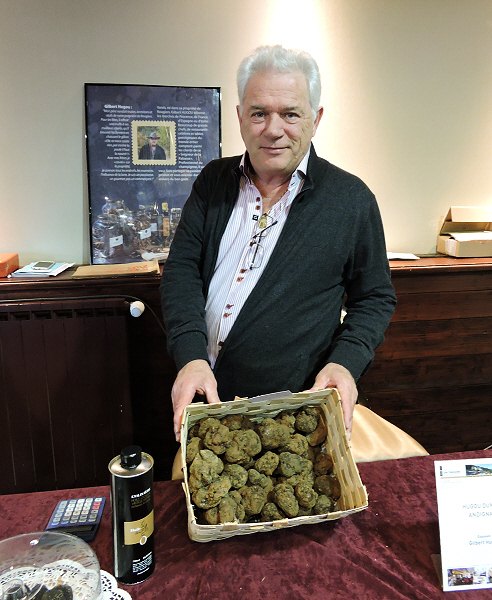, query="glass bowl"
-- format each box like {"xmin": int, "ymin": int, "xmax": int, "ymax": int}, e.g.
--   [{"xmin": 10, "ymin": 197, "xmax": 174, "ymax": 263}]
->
[{"xmin": 0, "ymin": 532, "xmax": 102, "ymax": 600}]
